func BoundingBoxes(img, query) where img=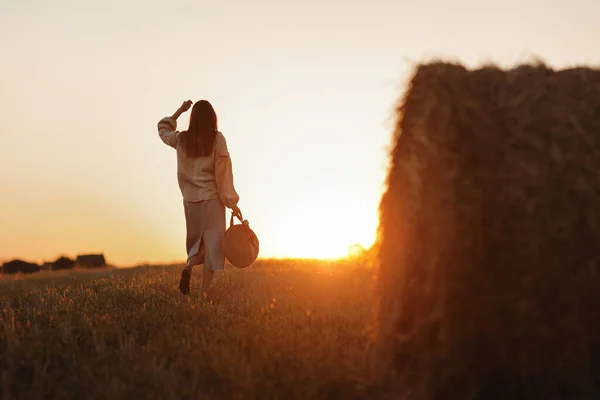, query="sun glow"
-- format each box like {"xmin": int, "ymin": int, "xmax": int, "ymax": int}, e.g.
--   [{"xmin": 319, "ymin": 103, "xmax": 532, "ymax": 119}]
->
[{"xmin": 247, "ymin": 200, "xmax": 379, "ymax": 260}]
